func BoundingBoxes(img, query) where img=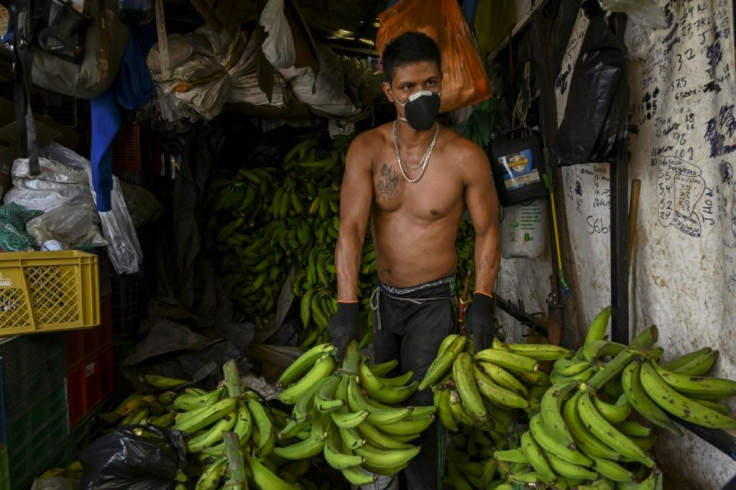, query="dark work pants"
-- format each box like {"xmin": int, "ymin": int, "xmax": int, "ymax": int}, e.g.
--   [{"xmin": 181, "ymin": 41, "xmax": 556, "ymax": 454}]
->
[{"xmin": 371, "ymin": 275, "xmax": 457, "ymax": 490}]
